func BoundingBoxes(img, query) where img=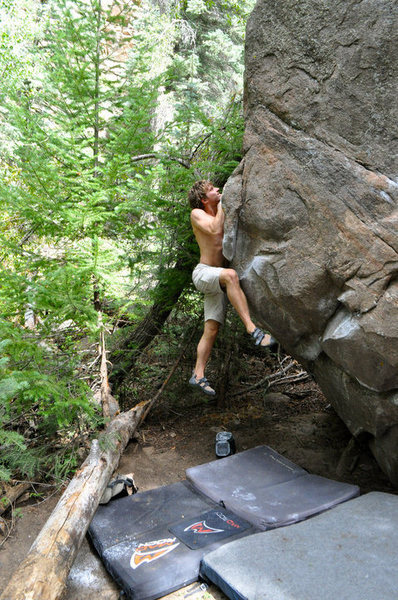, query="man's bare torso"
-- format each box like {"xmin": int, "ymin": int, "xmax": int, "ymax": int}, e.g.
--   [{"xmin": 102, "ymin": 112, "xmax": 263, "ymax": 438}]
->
[{"xmin": 189, "ymin": 184, "xmax": 225, "ymax": 267}]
